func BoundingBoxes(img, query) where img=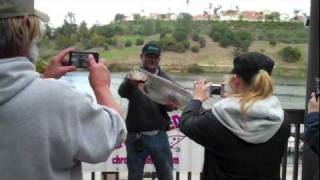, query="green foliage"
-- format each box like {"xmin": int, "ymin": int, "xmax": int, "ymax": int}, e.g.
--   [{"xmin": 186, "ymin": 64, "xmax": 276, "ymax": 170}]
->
[
  {"xmin": 114, "ymin": 25, "xmax": 125, "ymax": 35},
  {"xmin": 199, "ymin": 37, "xmax": 206, "ymax": 48},
  {"xmin": 219, "ymin": 34, "xmax": 233, "ymax": 48},
  {"xmin": 191, "ymin": 45, "xmax": 200, "ymax": 53},
  {"xmin": 114, "ymin": 13, "xmax": 126, "ymax": 23},
  {"xmin": 125, "ymin": 40, "xmax": 133, "ymax": 47},
  {"xmin": 265, "ymin": 12, "xmax": 281, "ymax": 21},
  {"xmin": 133, "ymin": 13, "xmax": 142, "ymax": 22},
  {"xmin": 111, "ymin": 36, "xmax": 119, "ymax": 46},
  {"xmin": 192, "ymin": 33, "xmax": 200, "ymax": 41},
  {"xmin": 55, "ymin": 35, "xmax": 75, "ymax": 49},
  {"xmin": 108, "ymin": 62, "xmax": 131, "ymax": 72},
  {"xmin": 80, "ymin": 39, "xmax": 93, "ymax": 50},
  {"xmin": 79, "ymin": 21, "xmax": 89, "ymax": 39},
  {"xmin": 142, "ymin": 20, "xmax": 155, "ymax": 35},
  {"xmin": 35, "ymin": 60, "xmax": 47, "ymax": 74},
  {"xmin": 183, "ymin": 40, "xmax": 190, "ymax": 49},
  {"xmin": 232, "ymin": 31, "xmax": 252, "ymax": 53},
  {"xmin": 173, "ymin": 30, "xmax": 188, "ymax": 42},
  {"xmin": 39, "ymin": 36, "xmax": 52, "ymax": 49},
  {"xmin": 210, "ymin": 23, "xmax": 252, "ymax": 52},
  {"xmin": 103, "ymin": 43, "xmax": 109, "ymax": 51},
  {"xmin": 269, "ymin": 40, "xmax": 277, "ymax": 46},
  {"xmin": 135, "ymin": 38, "xmax": 144, "ymax": 45},
  {"xmin": 184, "ymin": 64, "xmax": 204, "ymax": 73},
  {"xmin": 90, "ymin": 33, "xmax": 106, "ymax": 47},
  {"xmin": 56, "ymin": 12, "xmax": 77, "ymax": 37},
  {"xmin": 175, "ymin": 42, "xmax": 187, "ymax": 52},
  {"xmin": 160, "ymin": 34, "xmax": 176, "ymax": 50},
  {"xmin": 279, "ymin": 46, "xmax": 301, "ymax": 63}
]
